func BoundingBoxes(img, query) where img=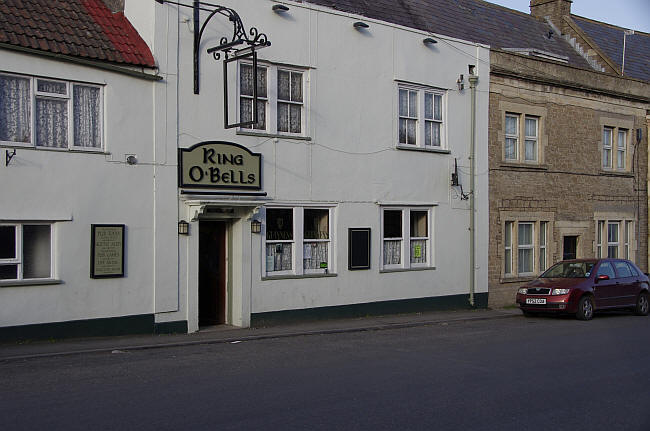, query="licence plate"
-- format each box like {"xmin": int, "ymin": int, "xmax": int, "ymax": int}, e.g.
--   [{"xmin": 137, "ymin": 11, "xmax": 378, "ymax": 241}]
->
[{"xmin": 526, "ymin": 298, "xmax": 546, "ymax": 305}]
